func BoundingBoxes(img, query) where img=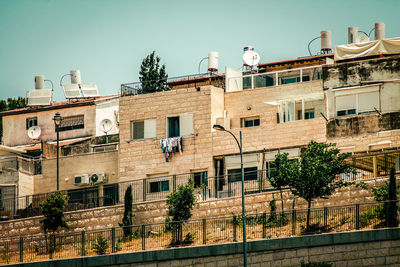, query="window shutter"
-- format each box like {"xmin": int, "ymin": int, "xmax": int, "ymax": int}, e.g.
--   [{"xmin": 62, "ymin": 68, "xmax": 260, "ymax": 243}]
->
[
  {"xmin": 179, "ymin": 113, "xmax": 194, "ymax": 136},
  {"xmin": 336, "ymin": 95, "xmax": 356, "ymax": 111},
  {"xmin": 144, "ymin": 119, "xmax": 156, "ymax": 139},
  {"xmin": 358, "ymin": 91, "xmax": 379, "ymax": 113}
]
